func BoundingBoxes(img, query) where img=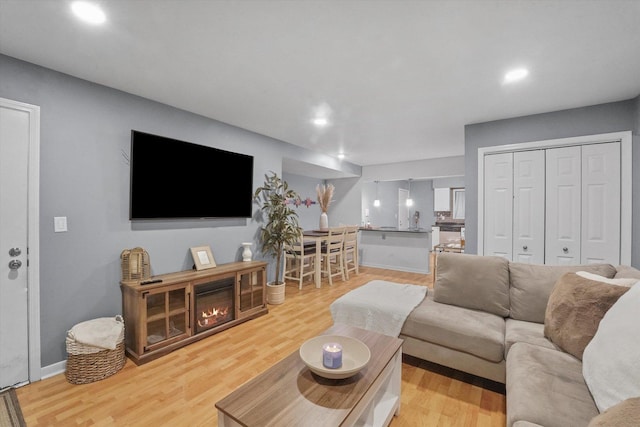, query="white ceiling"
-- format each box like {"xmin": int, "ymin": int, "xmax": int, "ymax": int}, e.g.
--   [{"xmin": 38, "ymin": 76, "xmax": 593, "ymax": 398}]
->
[{"xmin": 1, "ymin": 0, "xmax": 640, "ymax": 168}]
